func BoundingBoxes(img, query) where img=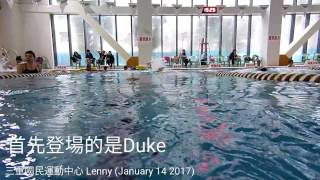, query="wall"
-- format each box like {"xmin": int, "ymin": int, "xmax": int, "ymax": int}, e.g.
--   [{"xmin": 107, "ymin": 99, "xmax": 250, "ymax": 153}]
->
[
  {"xmin": 22, "ymin": 13, "xmax": 54, "ymax": 68},
  {"xmin": 0, "ymin": 1, "xmax": 54, "ymax": 68}
]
